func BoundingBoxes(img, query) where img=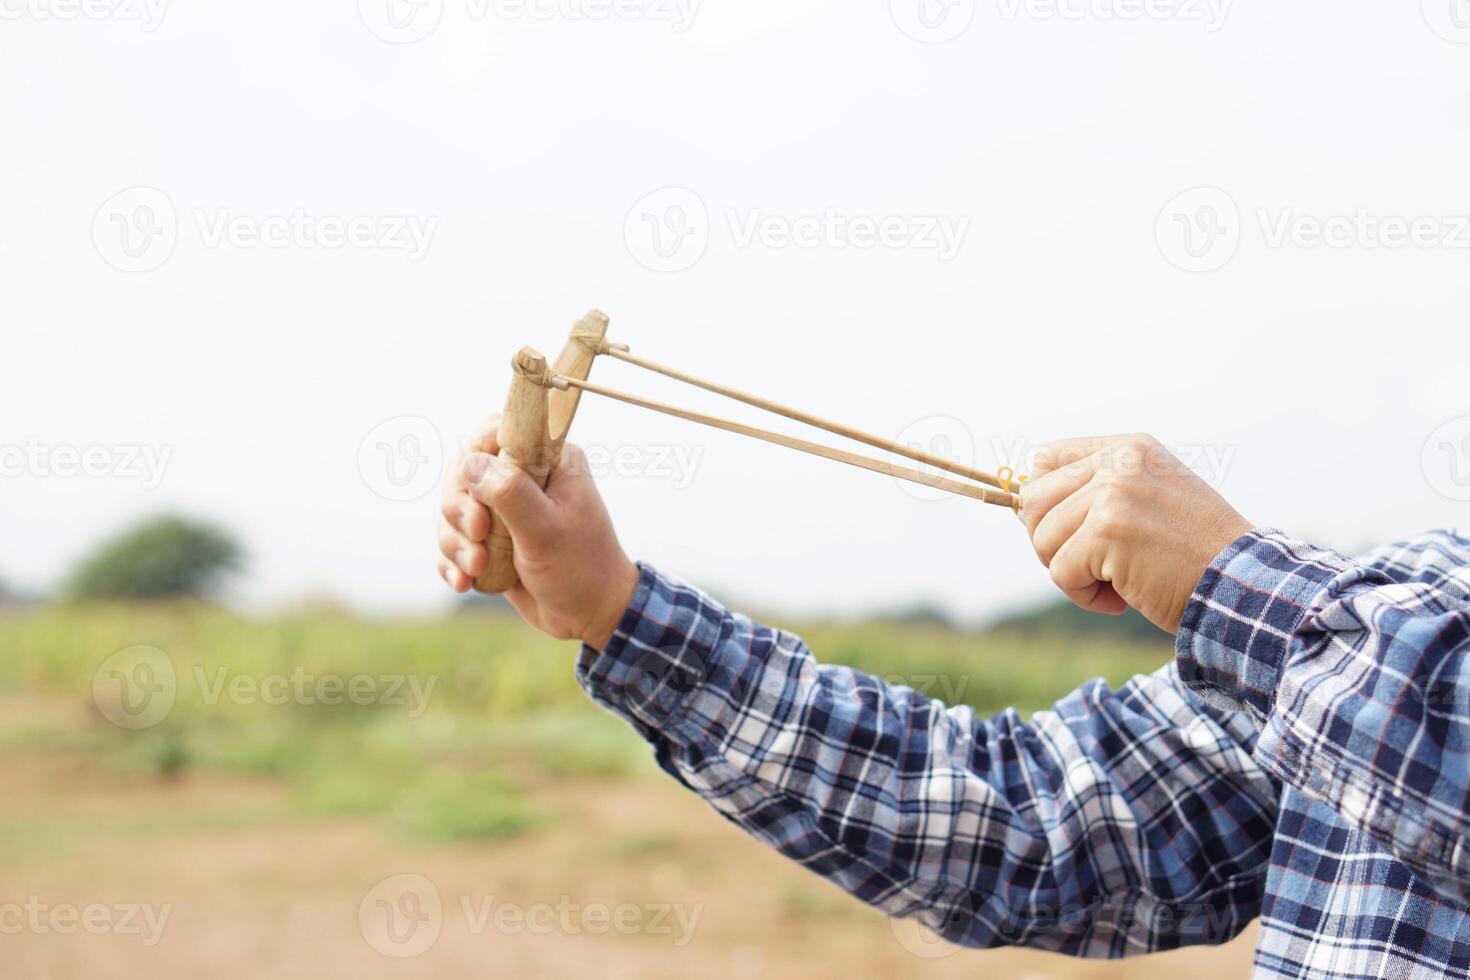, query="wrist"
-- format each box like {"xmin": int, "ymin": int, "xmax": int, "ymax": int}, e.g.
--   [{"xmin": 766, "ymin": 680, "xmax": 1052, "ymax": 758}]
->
[{"xmin": 581, "ymin": 557, "xmax": 640, "ymax": 651}]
